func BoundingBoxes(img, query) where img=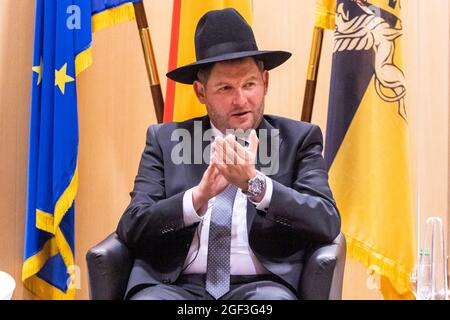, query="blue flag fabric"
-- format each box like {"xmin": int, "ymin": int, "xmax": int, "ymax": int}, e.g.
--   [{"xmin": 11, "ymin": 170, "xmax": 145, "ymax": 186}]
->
[{"xmin": 23, "ymin": 0, "xmax": 138, "ymax": 299}]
